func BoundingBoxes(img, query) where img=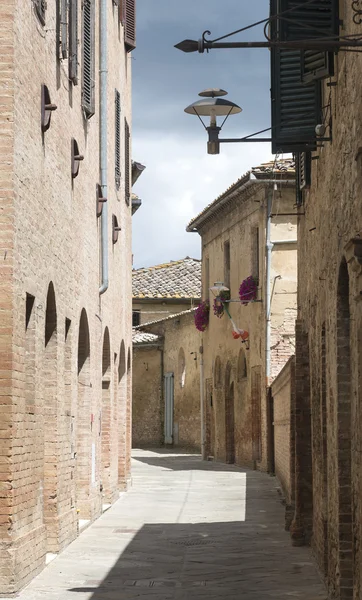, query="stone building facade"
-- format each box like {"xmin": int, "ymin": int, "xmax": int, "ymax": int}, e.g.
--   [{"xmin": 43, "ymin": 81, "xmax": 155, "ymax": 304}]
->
[
  {"xmin": 132, "ymin": 258, "xmax": 201, "ymax": 325},
  {"xmin": 287, "ymin": 3, "xmax": 362, "ymax": 598},
  {"xmin": 132, "ymin": 257, "xmax": 202, "ymax": 451},
  {"xmin": 0, "ymin": 0, "xmax": 135, "ymax": 593},
  {"xmin": 187, "ymin": 160, "xmax": 297, "ymax": 469}
]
